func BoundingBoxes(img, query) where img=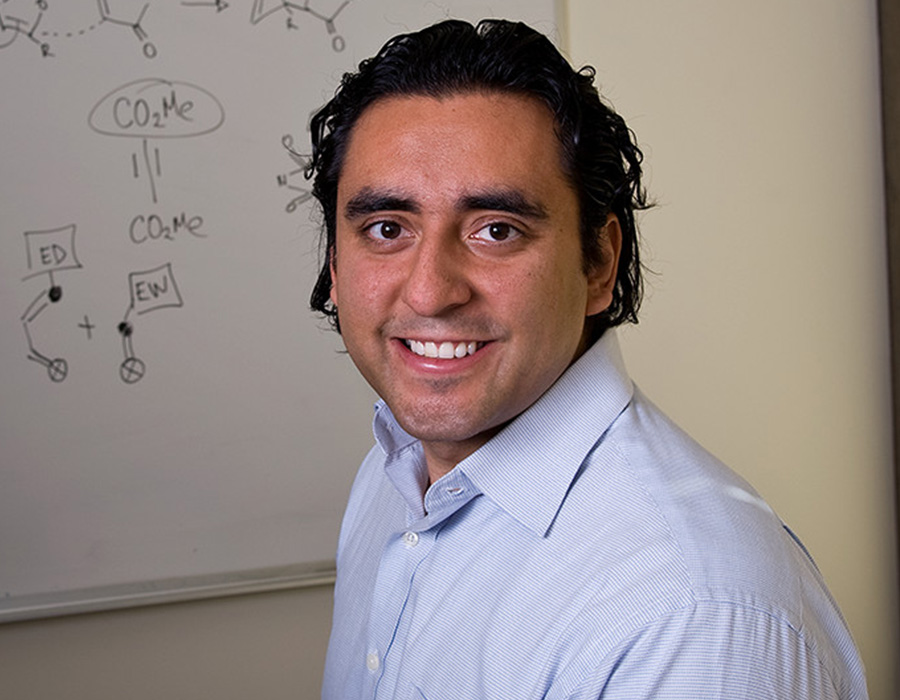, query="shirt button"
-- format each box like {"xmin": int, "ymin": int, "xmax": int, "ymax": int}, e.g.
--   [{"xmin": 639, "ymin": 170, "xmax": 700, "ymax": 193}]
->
[
  {"xmin": 402, "ymin": 531, "xmax": 419, "ymax": 548},
  {"xmin": 366, "ymin": 651, "xmax": 380, "ymax": 672}
]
